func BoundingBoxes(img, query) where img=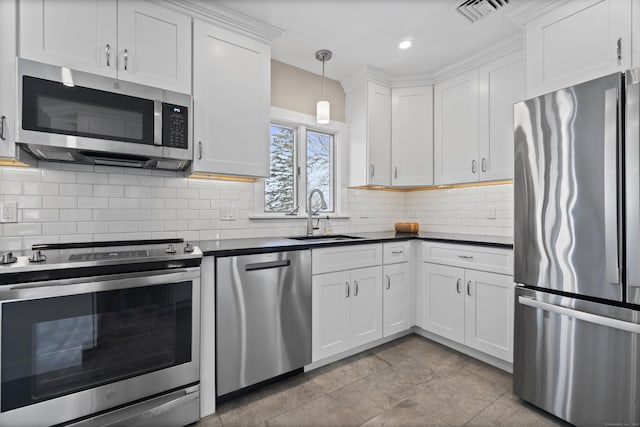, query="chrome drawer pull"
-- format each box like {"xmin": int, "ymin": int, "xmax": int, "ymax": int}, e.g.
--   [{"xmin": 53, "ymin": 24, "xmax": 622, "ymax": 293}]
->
[{"xmin": 458, "ymin": 255, "xmax": 474, "ymax": 259}]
